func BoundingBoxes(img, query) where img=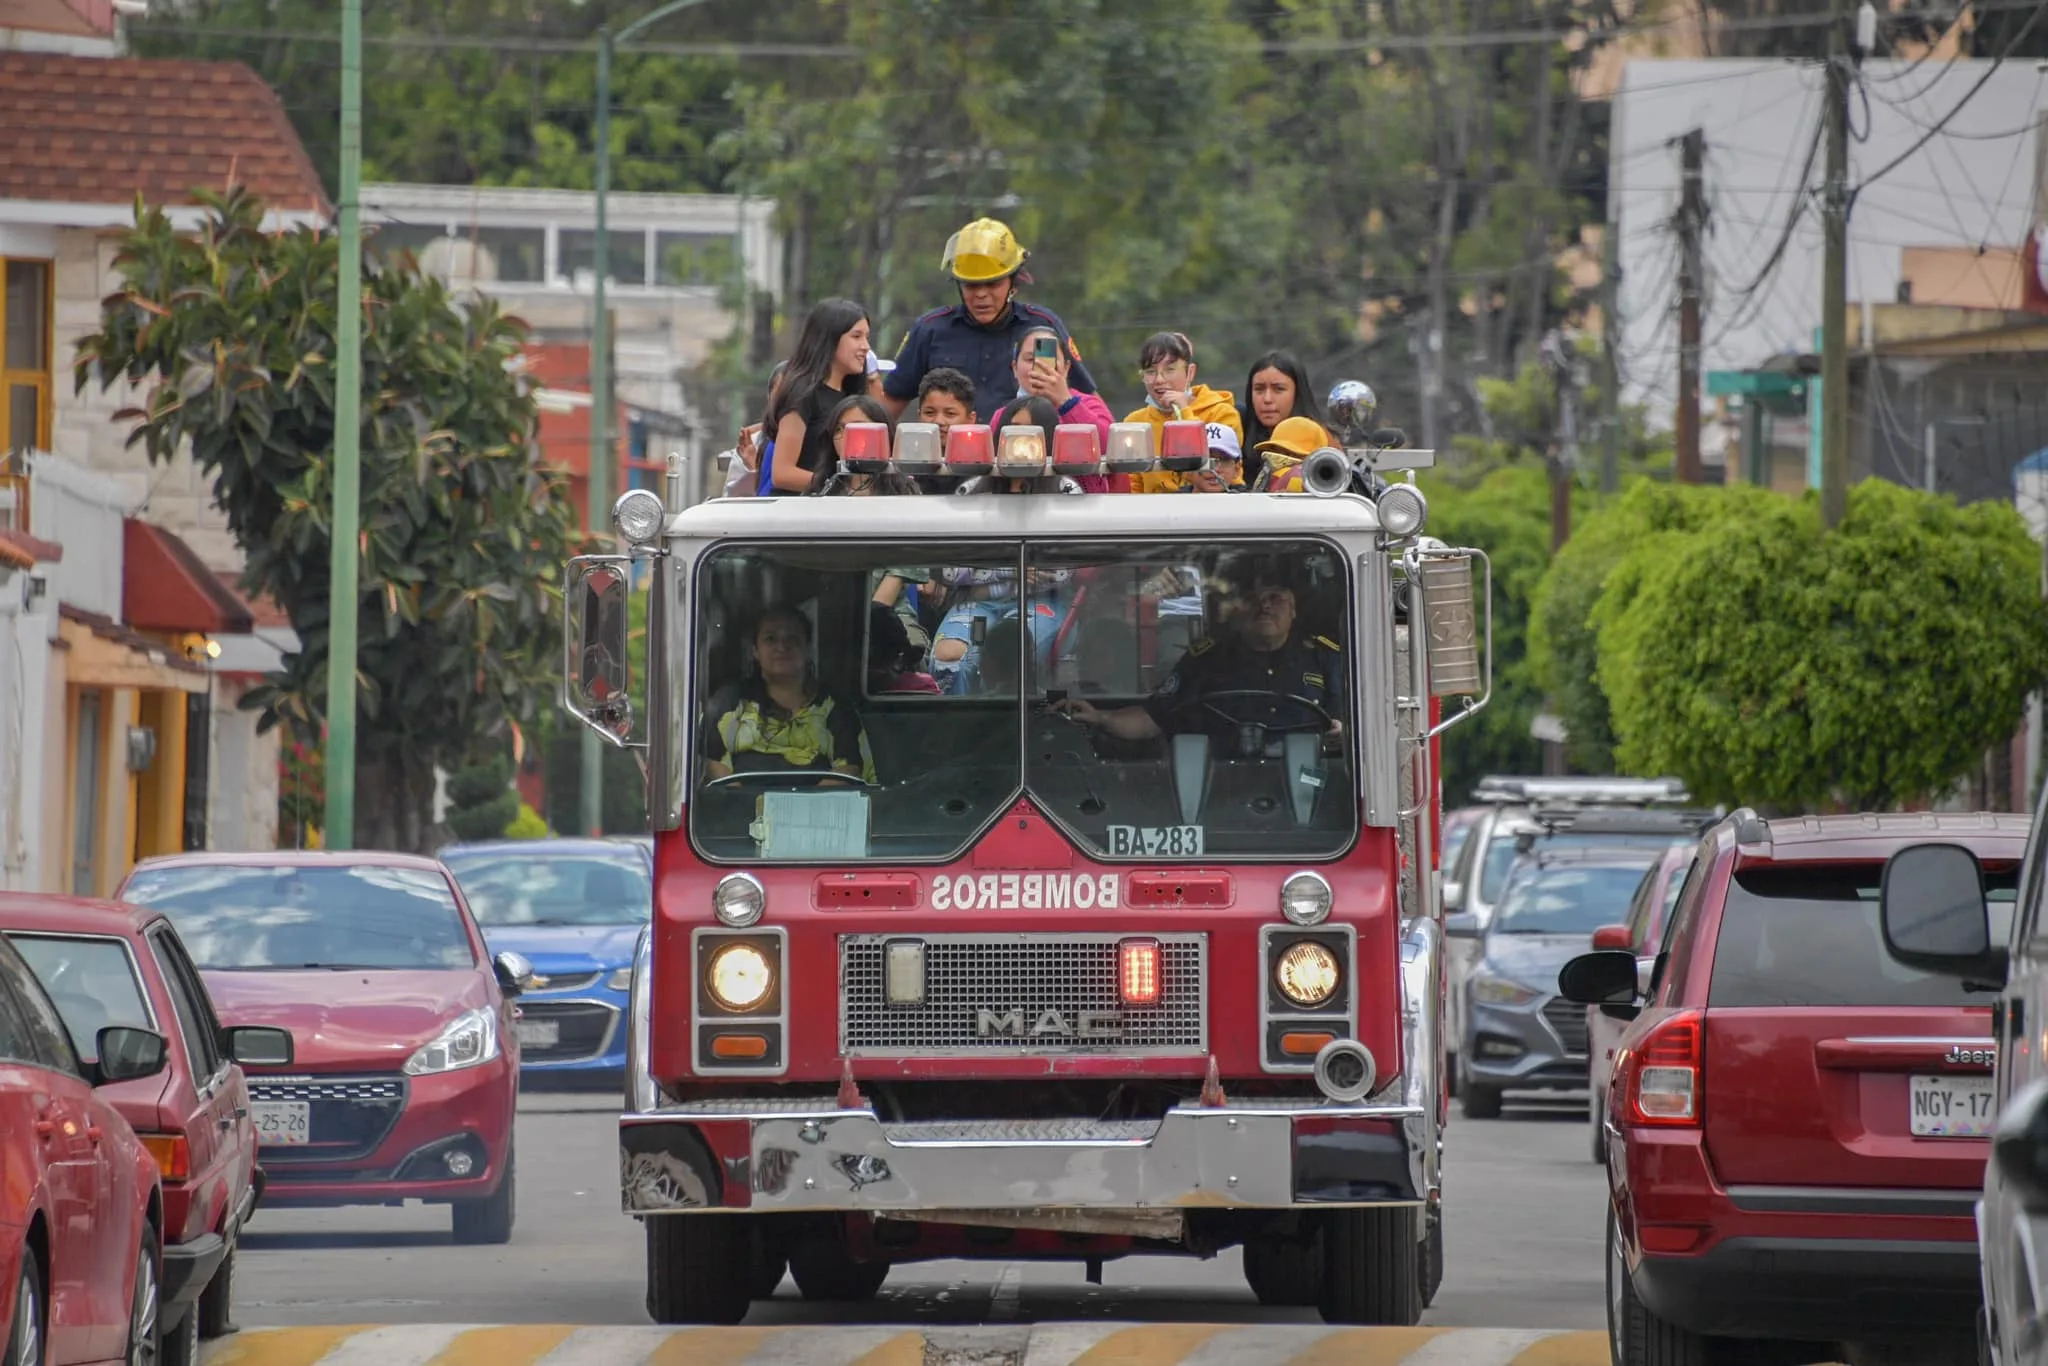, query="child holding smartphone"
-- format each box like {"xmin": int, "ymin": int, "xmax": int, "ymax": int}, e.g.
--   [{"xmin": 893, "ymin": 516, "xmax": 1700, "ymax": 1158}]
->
[{"xmin": 1009, "ymin": 325, "xmax": 1121, "ymax": 491}]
